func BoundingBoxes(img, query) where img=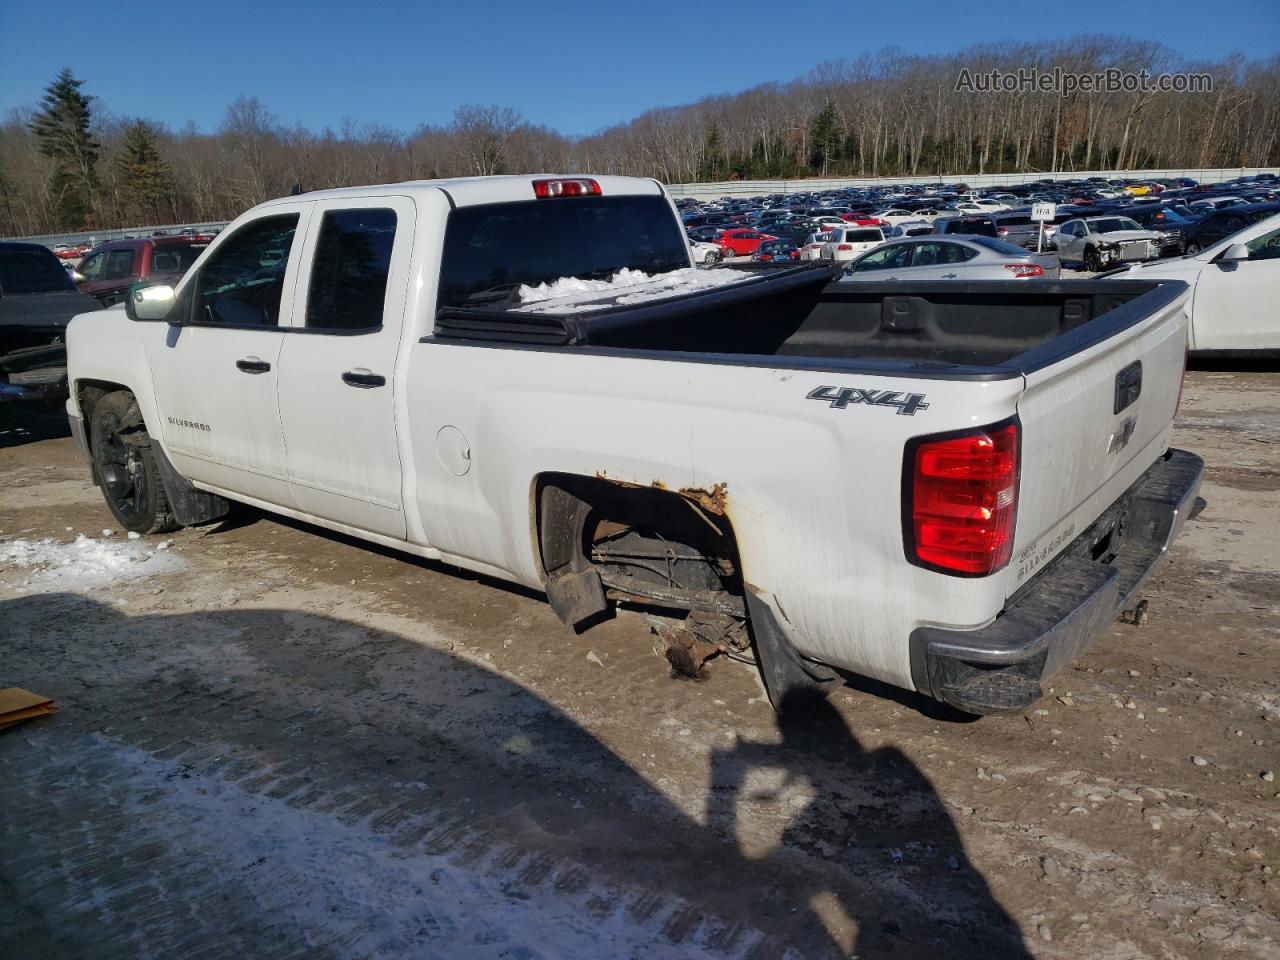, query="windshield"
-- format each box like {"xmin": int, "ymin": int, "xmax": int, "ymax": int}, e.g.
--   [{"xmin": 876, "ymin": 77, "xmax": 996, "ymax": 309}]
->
[
  {"xmin": 0, "ymin": 247, "xmax": 75, "ymax": 294},
  {"xmin": 968, "ymin": 236, "xmax": 1034, "ymax": 256},
  {"xmin": 439, "ymin": 196, "xmax": 689, "ymax": 308},
  {"xmin": 1089, "ymin": 218, "xmax": 1142, "ymax": 233}
]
